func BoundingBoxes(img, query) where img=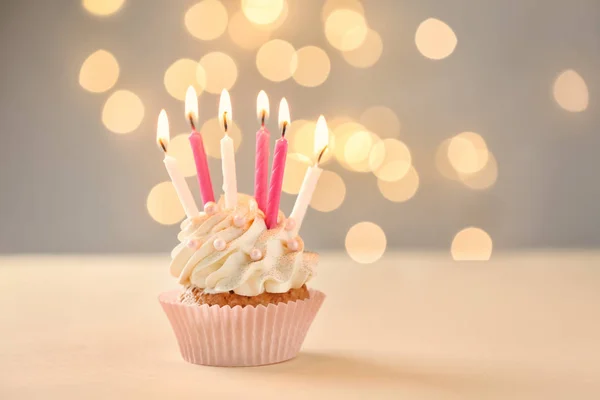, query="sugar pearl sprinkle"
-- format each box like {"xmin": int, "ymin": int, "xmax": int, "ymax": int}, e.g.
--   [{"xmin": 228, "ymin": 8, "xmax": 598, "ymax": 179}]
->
[
  {"xmin": 284, "ymin": 218, "xmax": 296, "ymax": 231},
  {"xmin": 187, "ymin": 239, "xmax": 199, "ymax": 249},
  {"xmin": 213, "ymin": 238, "xmax": 227, "ymax": 251},
  {"xmin": 233, "ymin": 214, "xmax": 245, "ymax": 227},
  {"xmin": 249, "ymin": 248, "xmax": 263, "ymax": 261},
  {"xmin": 287, "ymin": 238, "xmax": 299, "ymax": 251},
  {"xmin": 204, "ymin": 202, "xmax": 218, "ymax": 215}
]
